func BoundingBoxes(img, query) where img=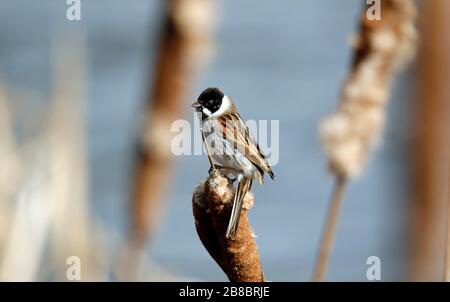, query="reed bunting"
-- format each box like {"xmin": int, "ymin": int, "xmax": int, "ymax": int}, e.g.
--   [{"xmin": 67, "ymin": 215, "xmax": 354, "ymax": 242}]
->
[{"xmin": 192, "ymin": 87, "xmax": 274, "ymax": 239}]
